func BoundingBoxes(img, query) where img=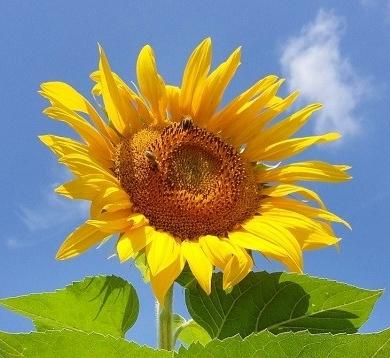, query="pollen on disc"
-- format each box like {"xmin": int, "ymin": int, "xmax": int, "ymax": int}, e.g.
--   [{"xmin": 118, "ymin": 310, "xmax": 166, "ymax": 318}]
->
[{"xmin": 115, "ymin": 120, "xmax": 259, "ymax": 240}]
